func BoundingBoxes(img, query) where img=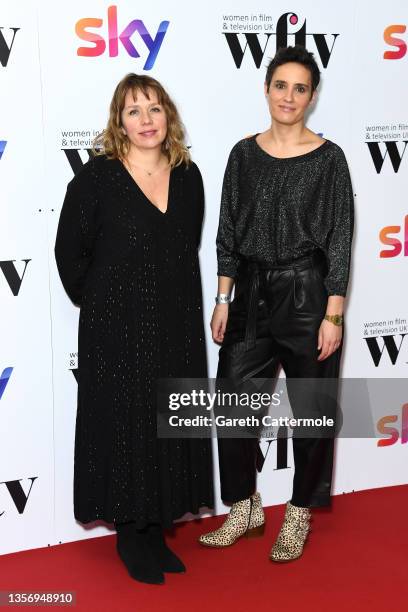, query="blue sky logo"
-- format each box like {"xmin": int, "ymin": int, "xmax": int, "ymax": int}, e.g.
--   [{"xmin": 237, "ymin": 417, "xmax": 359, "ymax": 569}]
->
[
  {"xmin": 0, "ymin": 367, "xmax": 13, "ymax": 400},
  {"xmin": 0, "ymin": 141, "xmax": 7, "ymax": 160}
]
